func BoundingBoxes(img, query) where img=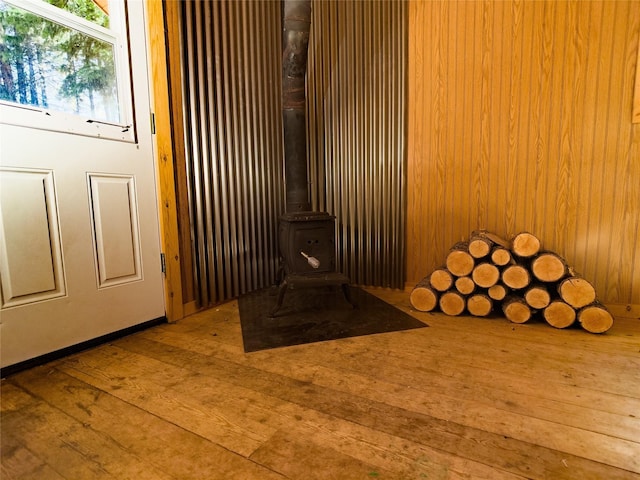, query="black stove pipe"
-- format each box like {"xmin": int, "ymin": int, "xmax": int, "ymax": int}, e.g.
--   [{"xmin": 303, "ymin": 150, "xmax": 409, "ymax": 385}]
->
[{"xmin": 282, "ymin": 0, "xmax": 312, "ymax": 212}]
